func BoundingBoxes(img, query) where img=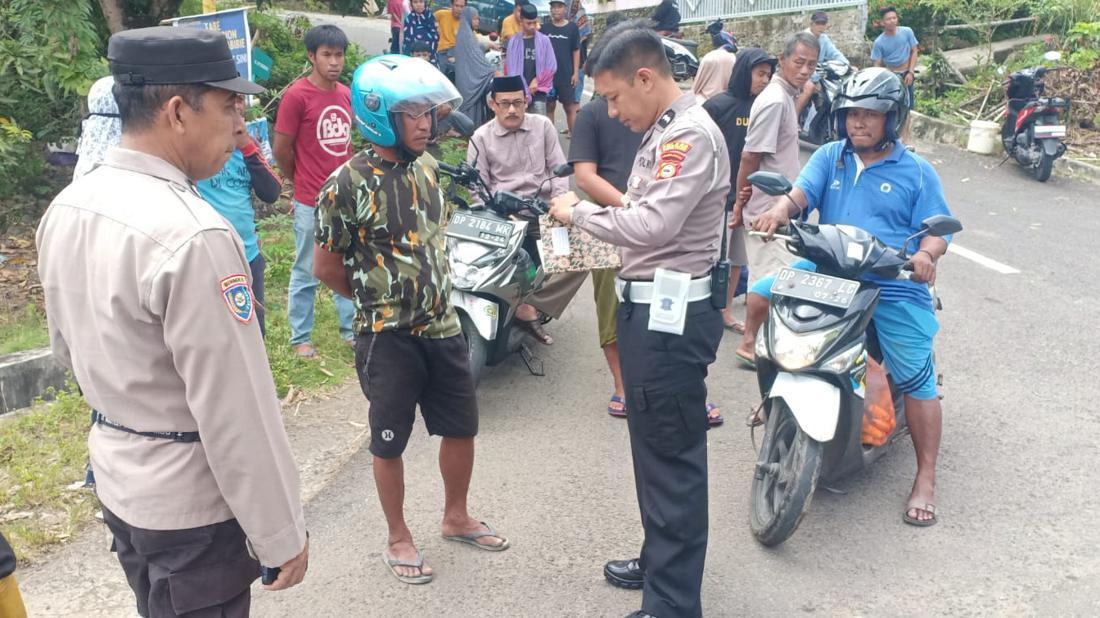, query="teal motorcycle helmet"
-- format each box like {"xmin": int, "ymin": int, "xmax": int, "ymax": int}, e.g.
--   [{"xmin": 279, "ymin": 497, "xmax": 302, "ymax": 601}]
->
[{"xmin": 351, "ymin": 55, "xmax": 462, "ymax": 152}]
